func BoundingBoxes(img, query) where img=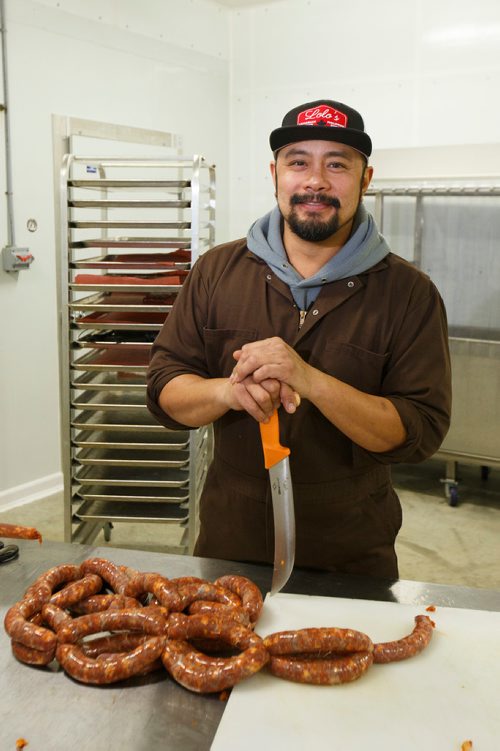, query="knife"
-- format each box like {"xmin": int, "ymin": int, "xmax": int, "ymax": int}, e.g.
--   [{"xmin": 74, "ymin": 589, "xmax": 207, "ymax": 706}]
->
[{"xmin": 259, "ymin": 409, "xmax": 295, "ymax": 595}]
